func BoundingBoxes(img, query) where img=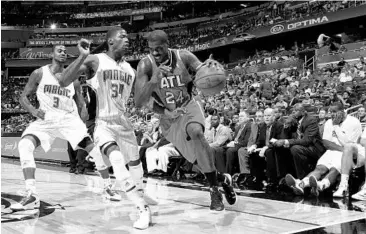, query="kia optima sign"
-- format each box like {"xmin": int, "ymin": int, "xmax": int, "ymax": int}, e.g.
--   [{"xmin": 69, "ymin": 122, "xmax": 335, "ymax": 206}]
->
[{"xmin": 270, "ymin": 25, "xmax": 284, "ymax": 34}]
